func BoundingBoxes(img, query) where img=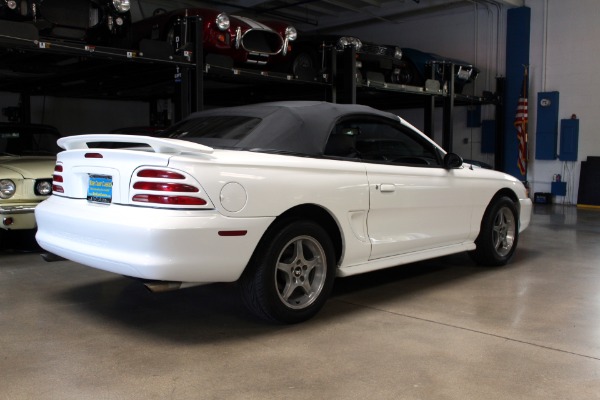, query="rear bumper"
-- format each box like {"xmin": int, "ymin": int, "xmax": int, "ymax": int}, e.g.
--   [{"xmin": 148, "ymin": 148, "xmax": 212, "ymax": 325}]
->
[
  {"xmin": 35, "ymin": 195, "xmax": 274, "ymax": 282},
  {"xmin": 0, "ymin": 203, "xmax": 39, "ymax": 230}
]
